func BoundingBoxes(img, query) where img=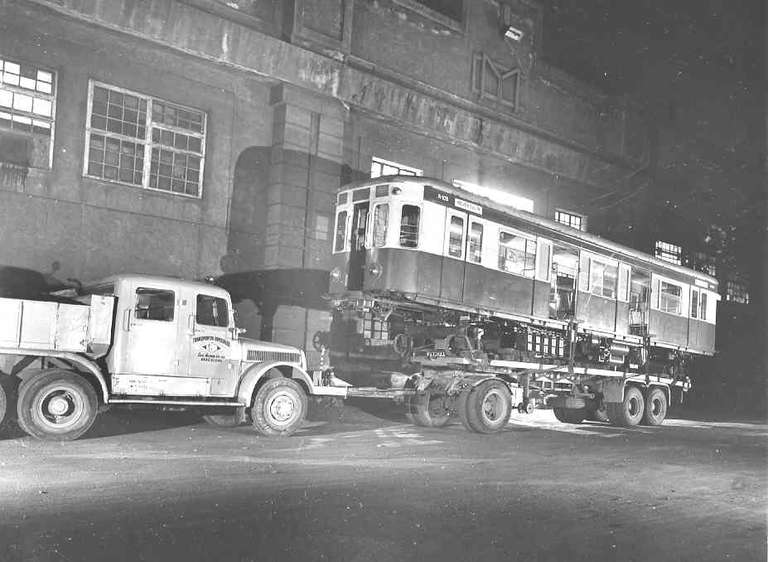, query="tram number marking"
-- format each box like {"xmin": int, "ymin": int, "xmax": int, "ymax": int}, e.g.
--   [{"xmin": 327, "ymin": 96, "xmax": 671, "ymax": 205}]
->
[{"xmin": 425, "ymin": 351, "xmax": 446, "ymax": 359}]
